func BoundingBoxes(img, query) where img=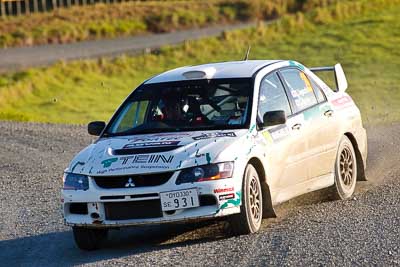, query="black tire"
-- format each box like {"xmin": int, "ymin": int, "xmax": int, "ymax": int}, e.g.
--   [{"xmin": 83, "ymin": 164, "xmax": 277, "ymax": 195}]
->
[
  {"xmin": 229, "ymin": 164, "xmax": 263, "ymax": 235},
  {"xmin": 72, "ymin": 227, "xmax": 108, "ymax": 251},
  {"xmin": 330, "ymin": 136, "xmax": 357, "ymax": 200}
]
